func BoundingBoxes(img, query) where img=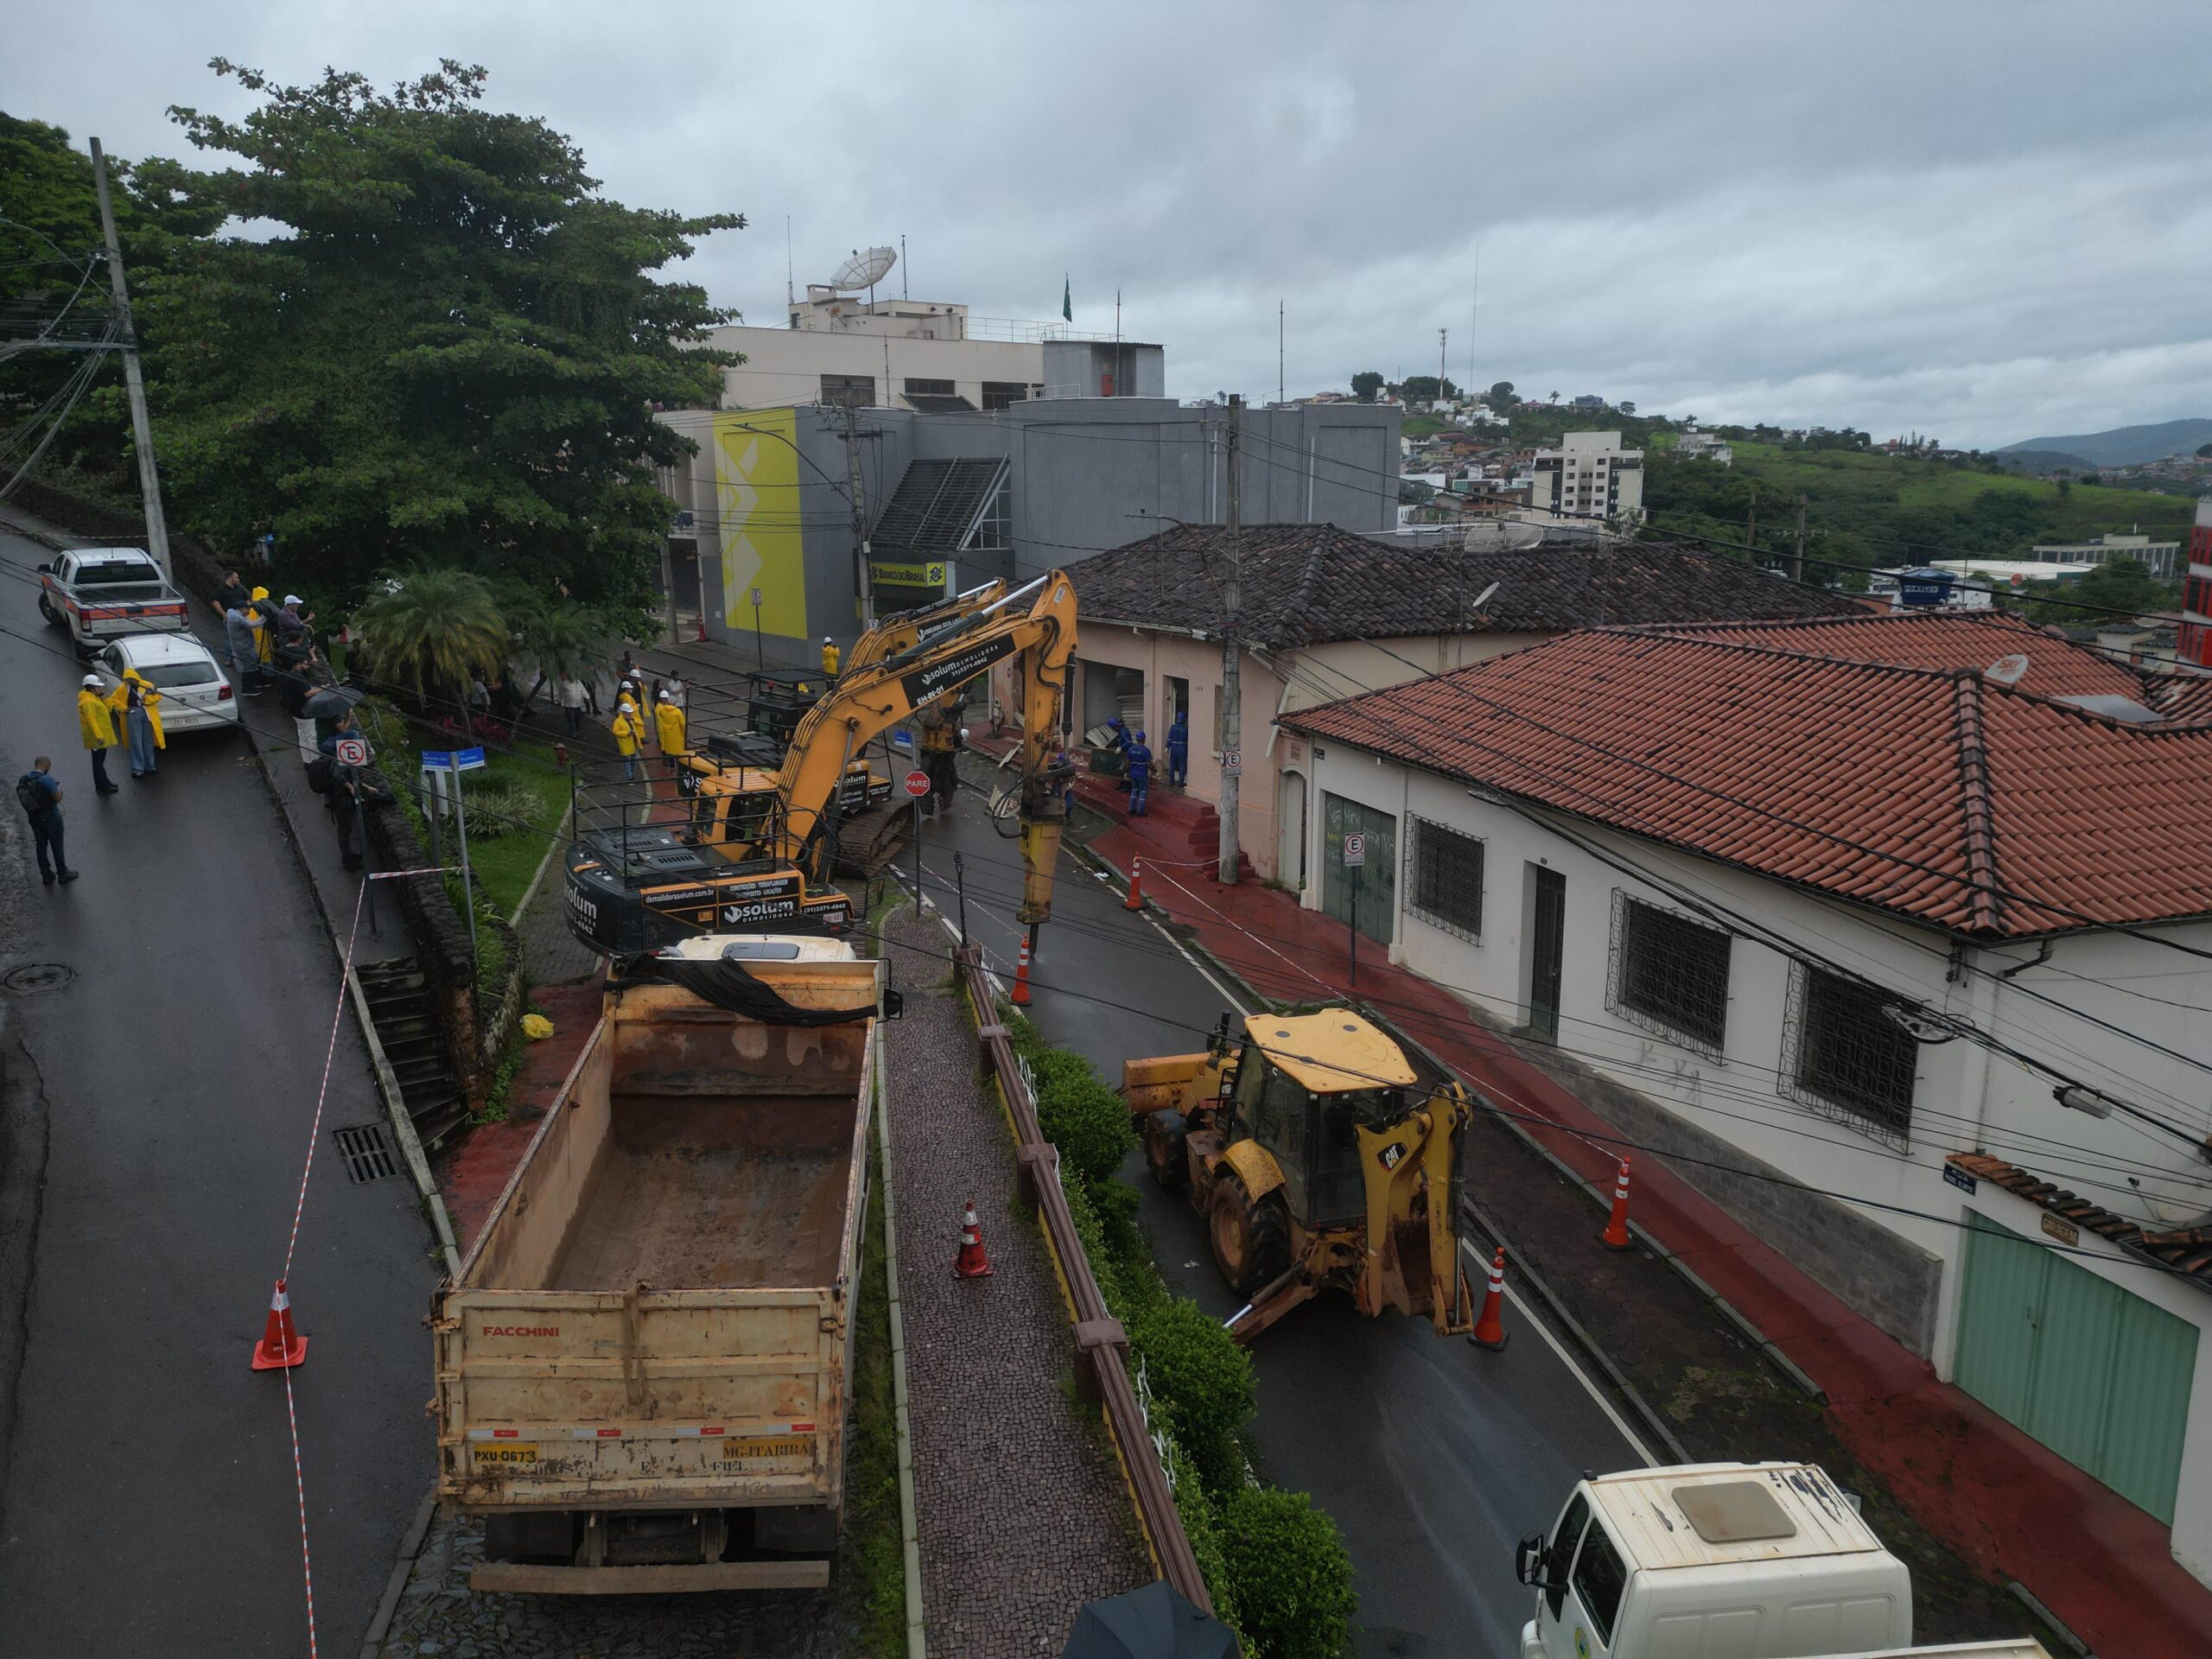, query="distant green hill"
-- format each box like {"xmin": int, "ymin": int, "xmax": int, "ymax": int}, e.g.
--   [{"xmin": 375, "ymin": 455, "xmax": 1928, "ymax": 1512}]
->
[
  {"xmin": 1996, "ymin": 417, "xmax": 2212, "ymax": 468},
  {"xmin": 1643, "ymin": 440, "xmax": 2192, "ymax": 590},
  {"xmin": 1993, "ymin": 448, "xmax": 2095, "ymax": 475}
]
